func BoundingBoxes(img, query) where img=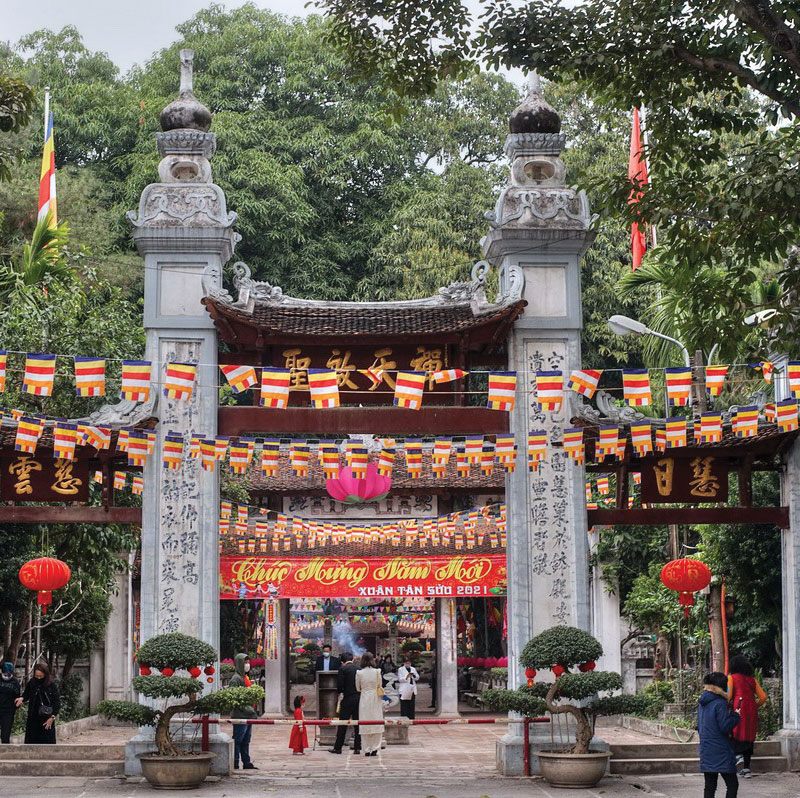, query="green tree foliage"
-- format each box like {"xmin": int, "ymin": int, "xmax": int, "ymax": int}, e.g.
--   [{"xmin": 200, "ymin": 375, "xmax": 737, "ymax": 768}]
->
[
  {"xmin": 697, "ymin": 472, "xmax": 783, "ymax": 671},
  {"xmin": 320, "ymin": 0, "xmax": 800, "ymax": 344},
  {"xmin": 0, "ymin": 65, "xmax": 36, "ymax": 181}
]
